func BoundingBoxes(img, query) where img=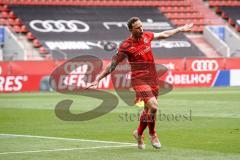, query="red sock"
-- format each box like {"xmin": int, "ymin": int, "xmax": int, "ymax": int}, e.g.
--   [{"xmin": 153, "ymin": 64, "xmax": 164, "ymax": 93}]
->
[
  {"xmin": 137, "ymin": 109, "xmax": 148, "ymax": 135},
  {"xmin": 147, "ymin": 112, "xmax": 156, "ymax": 135}
]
